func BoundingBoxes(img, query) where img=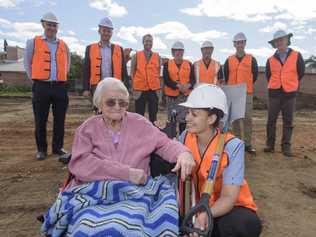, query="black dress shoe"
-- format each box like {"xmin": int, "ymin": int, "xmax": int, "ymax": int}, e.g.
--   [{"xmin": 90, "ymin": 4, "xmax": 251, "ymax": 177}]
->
[
  {"xmin": 36, "ymin": 151, "xmax": 47, "ymax": 161},
  {"xmin": 245, "ymin": 145, "xmax": 256, "ymax": 155},
  {"xmin": 263, "ymin": 146, "xmax": 275, "ymax": 153},
  {"xmin": 52, "ymin": 148, "xmax": 68, "ymax": 156},
  {"xmin": 282, "ymin": 147, "xmax": 294, "ymax": 157},
  {"xmin": 59, "ymin": 153, "xmax": 72, "ymax": 164}
]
